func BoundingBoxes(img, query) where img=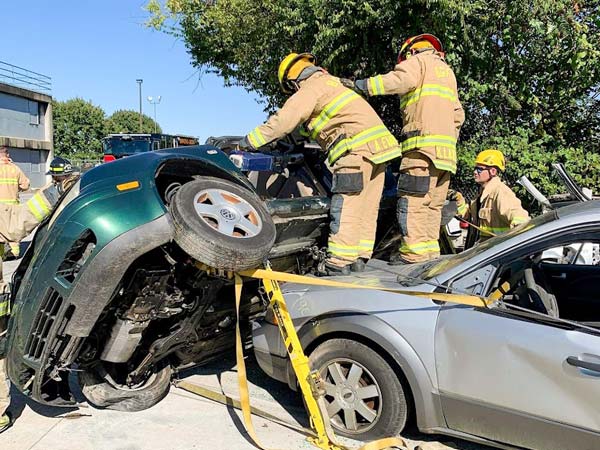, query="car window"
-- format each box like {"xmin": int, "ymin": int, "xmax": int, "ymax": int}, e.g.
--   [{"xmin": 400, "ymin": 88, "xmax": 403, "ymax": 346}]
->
[{"xmin": 486, "ymin": 239, "xmax": 600, "ymax": 327}]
